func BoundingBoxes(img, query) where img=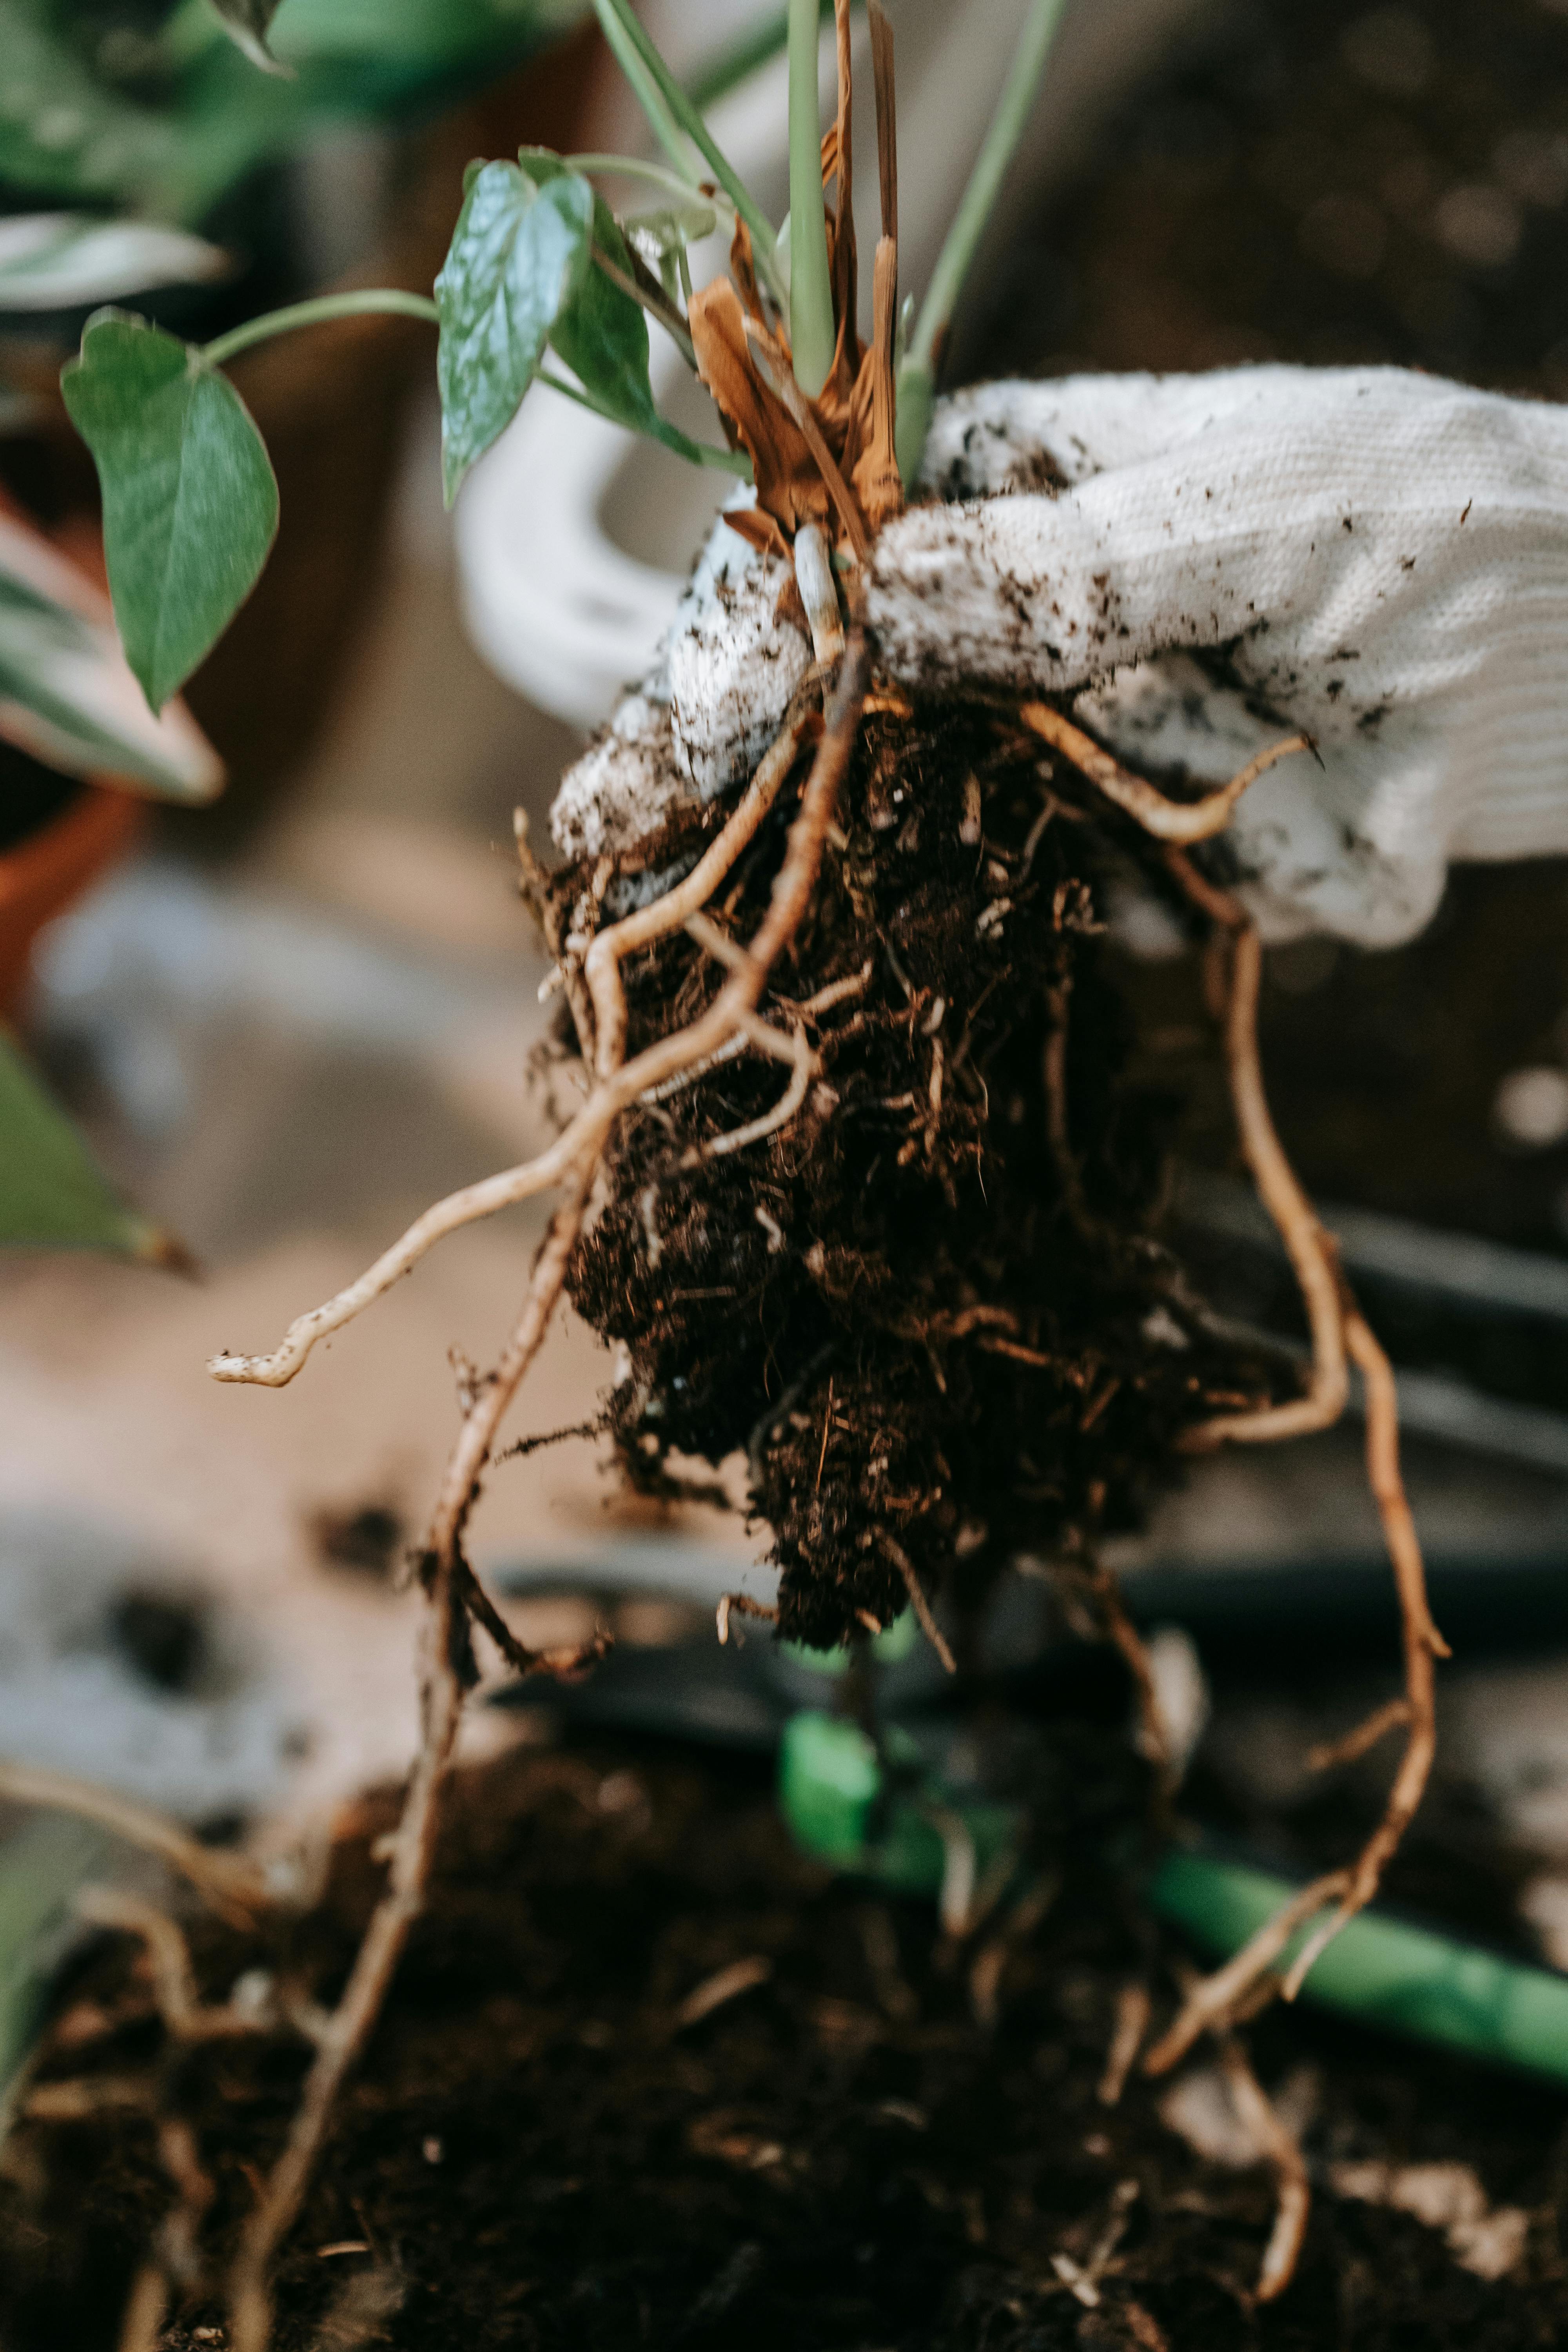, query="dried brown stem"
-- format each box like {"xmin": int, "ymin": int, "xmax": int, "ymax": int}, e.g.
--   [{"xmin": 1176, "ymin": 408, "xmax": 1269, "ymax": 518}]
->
[
  {"xmin": 743, "ymin": 318, "xmax": 871, "ymax": 559},
  {"xmin": 869, "ymin": 0, "xmax": 898, "ymax": 241}
]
